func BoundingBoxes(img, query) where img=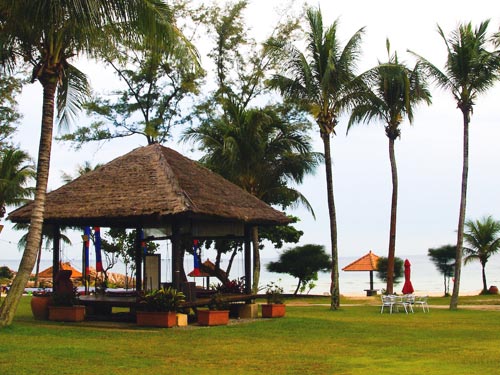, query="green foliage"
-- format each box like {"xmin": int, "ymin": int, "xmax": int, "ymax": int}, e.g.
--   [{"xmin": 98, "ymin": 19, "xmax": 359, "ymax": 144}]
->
[
  {"xmin": 0, "ymin": 267, "xmax": 13, "ymax": 279},
  {"xmin": 428, "ymin": 244, "xmax": 456, "ymax": 296},
  {"xmin": 265, "ymin": 281, "xmax": 284, "ymax": 304},
  {"xmin": 267, "ymin": 244, "xmax": 331, "ymax": 295},
  {"xmin": 139, "ymin": 287, "xmax": 185, "ymax": 312},
  {"xmin": 376, "ymin": 256, "xmax": 404, "ymax": 285},
  {"xmin": 208, "ymin": 292, "xmax": 229, "ymax": 311},
  {"xmin": 259, "ymin": 216, "xmax": 303, "ymax": 249},
  {"xmin": 0, "ymin": 148, "xmax": 36, "ymax": 218},
  {"xmin": 463, "ymin": 215, "xmax": 500, "ymax": 292},
  {"xmin": 0, "ymin": 74, "xmax": 23, "ymax": 149}
]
